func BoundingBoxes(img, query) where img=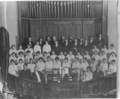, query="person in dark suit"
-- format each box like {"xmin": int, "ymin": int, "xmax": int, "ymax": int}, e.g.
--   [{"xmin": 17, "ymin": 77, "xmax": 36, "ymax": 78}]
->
[
  {"xmin": 88, "ymin": 36, "xmax": 94, "ymax": 49},
  {"xmin": 46, "ymin": 36, "xmax": 52, "ymax": 46},
  {"xmin": 72, "ymin": 38, "xmax": 79, "ymax": 55},
  {"xmin": 51, "ymin": 35, "xmax": 57, "ymax": 49},
  {"xmin": 68, "ymin": 35, "xmax": 74, "ymax": 50},
  {"xmin": 59, "ymin": 36, "xmax": 65, "ymax": 47},
  {"xmin": 38, "ymin": 37, "xmax": 45, "ymax": 49},
  {"xmin": 93, "ymin": 65, "xmax": 104, "ymax": 79},
  {"xmin": 52, "ymin": 41, "xmax": 61, "ymax": 55},
  {"xmin": 63, "ymin": 39, "xmax": 70, "ymax": 54},
  {"xmin": 78, "ymin": 38, "xmax": 84, "ymax": 53},
  {"xmin": 19, "ymin": 64, "xmax": 31, "ymax": 80},
  {"xmin": 61, "ymin": 69, "xmax": 69, "ymax": 83},
  {"xmin": 83, "ymin": 40, "xmax": 89, "ymax": 53},
  {"xmin": 32, "ymin": 66, "xmax": 45, "ymax": 83},
  {"xmin": 95, "ymin": 33, "xmax": 104, "ymax": 49},
  {"xmin": 27, "ymin": 37, "xmax": 35, "ymax": 48}
]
